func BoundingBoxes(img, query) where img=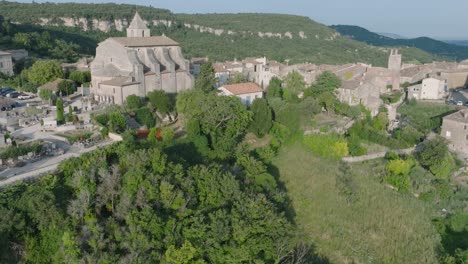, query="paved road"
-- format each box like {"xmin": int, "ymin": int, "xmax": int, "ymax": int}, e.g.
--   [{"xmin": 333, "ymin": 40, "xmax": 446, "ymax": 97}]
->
[
  {"xmin": 0, "ymin": 140, "xmax": 117, "ymax": 187},
  {"xmin": 449, "ymin": 89, "xmax": 468, "ymax": 104}
]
